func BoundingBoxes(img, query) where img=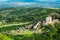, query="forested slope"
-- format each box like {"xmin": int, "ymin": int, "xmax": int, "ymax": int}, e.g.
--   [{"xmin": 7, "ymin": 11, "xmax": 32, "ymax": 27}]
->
[
  {"xmin": 0, "ymin": 7, "xmax": 60, "ymax": 23},
  {"xmin": 0, "ymin": 7, "xmax": 60, "ymax": 40}
]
